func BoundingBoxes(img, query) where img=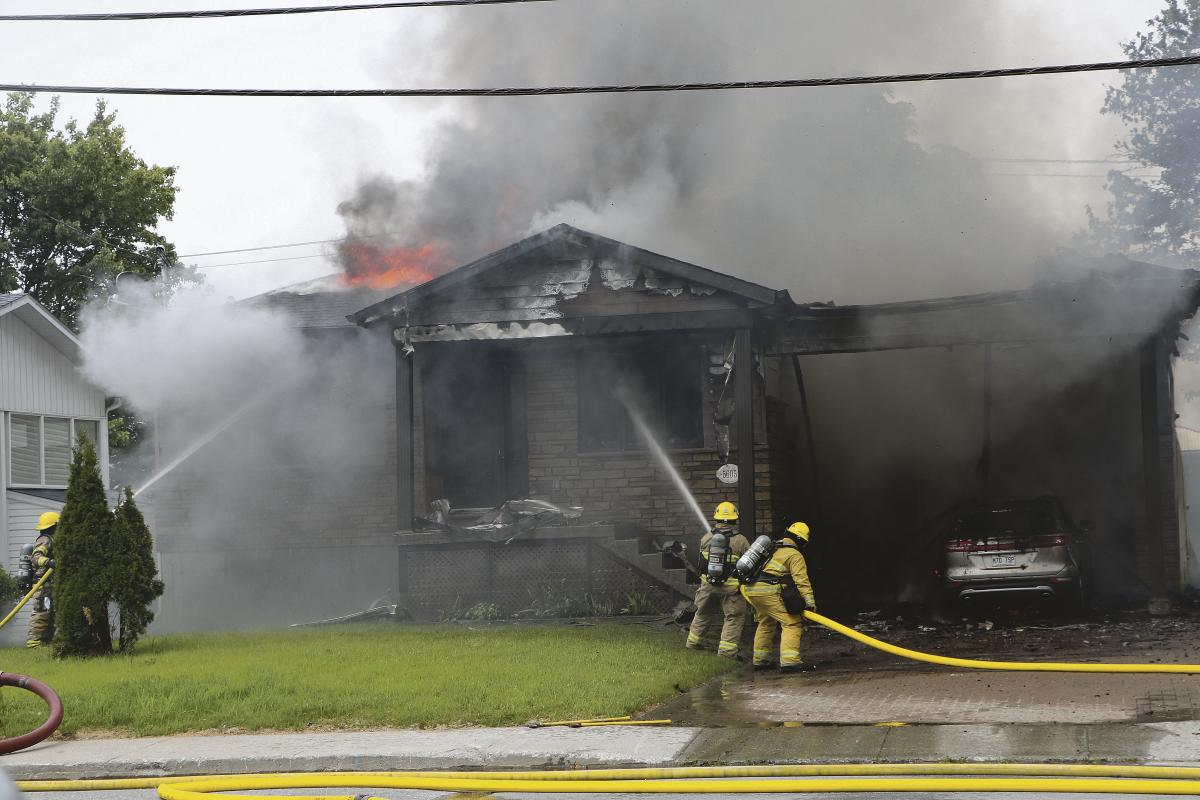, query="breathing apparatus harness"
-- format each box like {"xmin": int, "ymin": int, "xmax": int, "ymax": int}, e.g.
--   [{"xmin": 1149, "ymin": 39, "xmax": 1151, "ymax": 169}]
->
[
  {"xmin": 734, "ymin": 533, "xmax": 809, "ymax": 613},
  {"xmin": 16, "ymin": 543, "xmax": 35, "ymax": 593},
  {"xmin": 703, "ymin": 525, "xmax": 740, "ymax": 586}
]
